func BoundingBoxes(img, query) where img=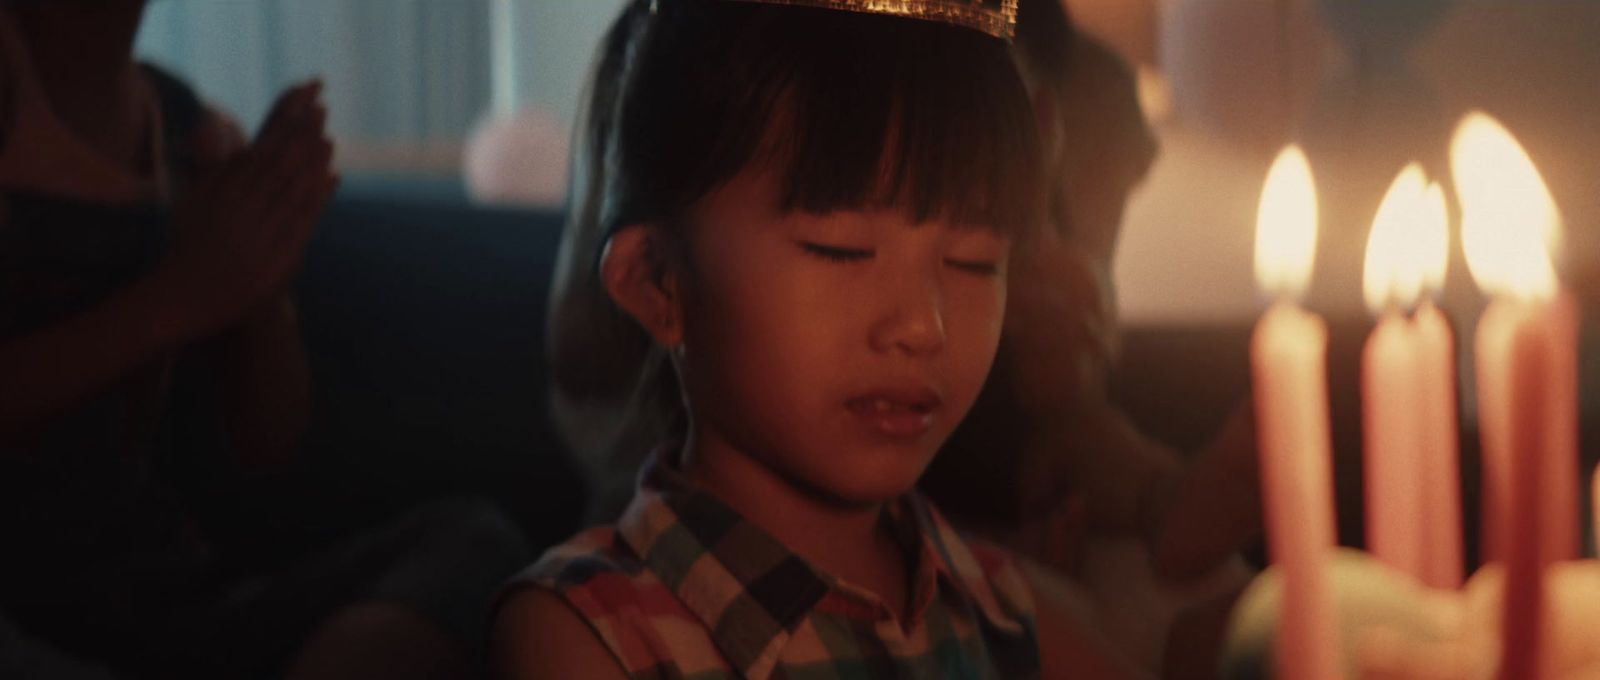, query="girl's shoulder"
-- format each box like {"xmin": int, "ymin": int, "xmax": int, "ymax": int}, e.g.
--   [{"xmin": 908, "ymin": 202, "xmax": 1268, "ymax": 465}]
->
[
  {"xmin": 494, "ymin": 527, "xmax": 642, "ymax": 680},
  {"xmin": 497, "ymin": 525, "xmax": 729, "ymax": 679},
  {"xmin": 510, "ymin": 526, "xmax": 641, "ymax": 589},
  {"xmin": 505, "ymin": 523, "xmax": 706, "ymax": 623}
]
